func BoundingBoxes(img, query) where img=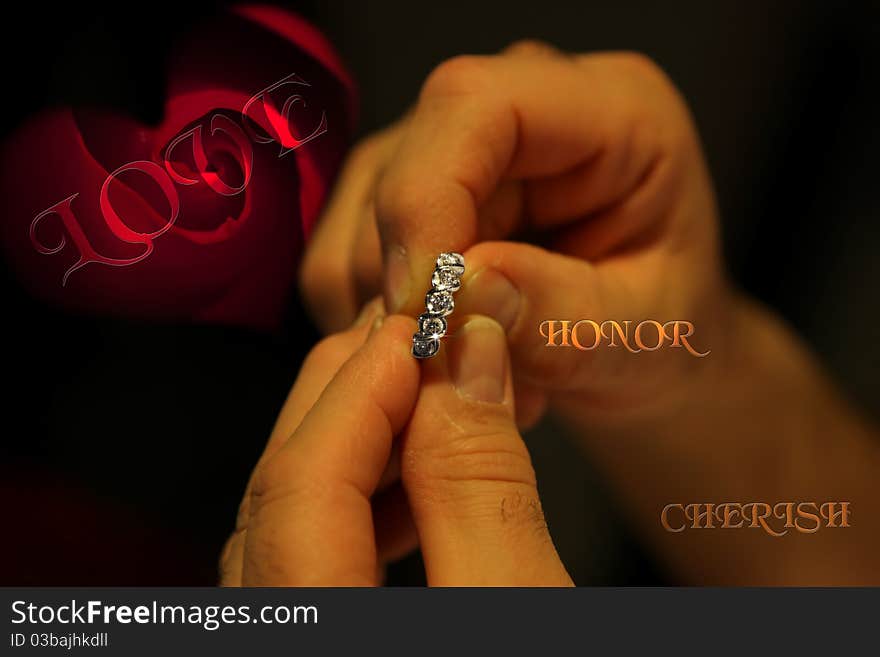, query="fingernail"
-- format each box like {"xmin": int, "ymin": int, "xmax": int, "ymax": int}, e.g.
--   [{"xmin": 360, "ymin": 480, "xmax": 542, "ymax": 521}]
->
[
  {"xmin": 384, "ymin": 244, "xmax": 411, "ymax": 313},
  {"xmin": 368, "ymin": 314, "xmax": 385, "ymax": 337},
  {"xmin": 353, "ymin": 297, "xmax": 385, "ymax": 328},
  {"xmin": 459, "ymin": 268, "xmax": 520, "ymax": 333},
  {"xmin": 450, "ymin": 317, "xmax": 508, "ymax": 404}
]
